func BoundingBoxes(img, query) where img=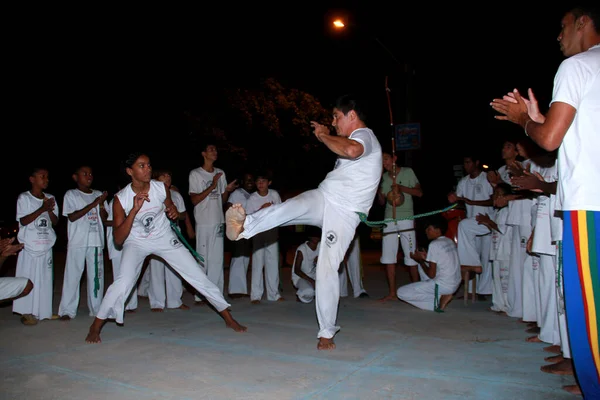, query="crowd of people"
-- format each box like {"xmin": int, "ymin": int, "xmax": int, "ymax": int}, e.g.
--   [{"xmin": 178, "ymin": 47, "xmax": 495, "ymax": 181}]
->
[{"xmin": 1, "ymin": 5, "xmax": 598, "ymax": 398}]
